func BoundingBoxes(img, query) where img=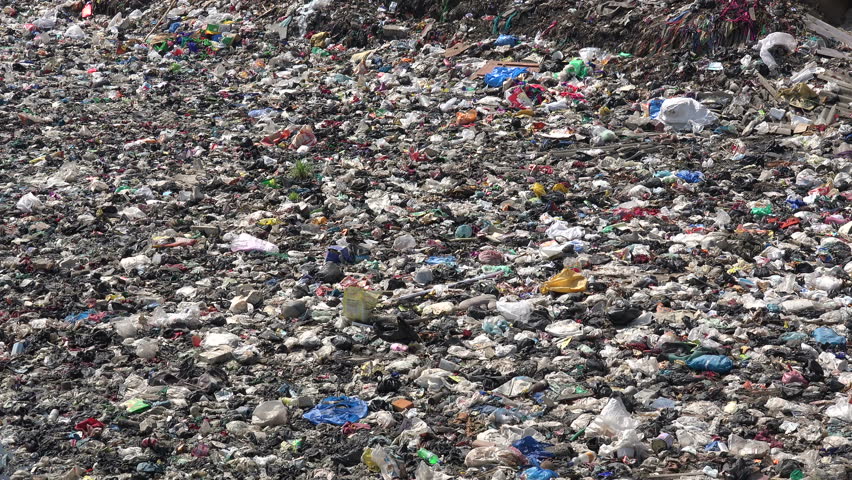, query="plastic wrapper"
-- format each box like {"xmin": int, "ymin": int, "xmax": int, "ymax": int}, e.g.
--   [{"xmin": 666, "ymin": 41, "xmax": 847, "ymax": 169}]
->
[{"xmin": 540, "ymin": 268, "xmax": 588, "ymax": 294}]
